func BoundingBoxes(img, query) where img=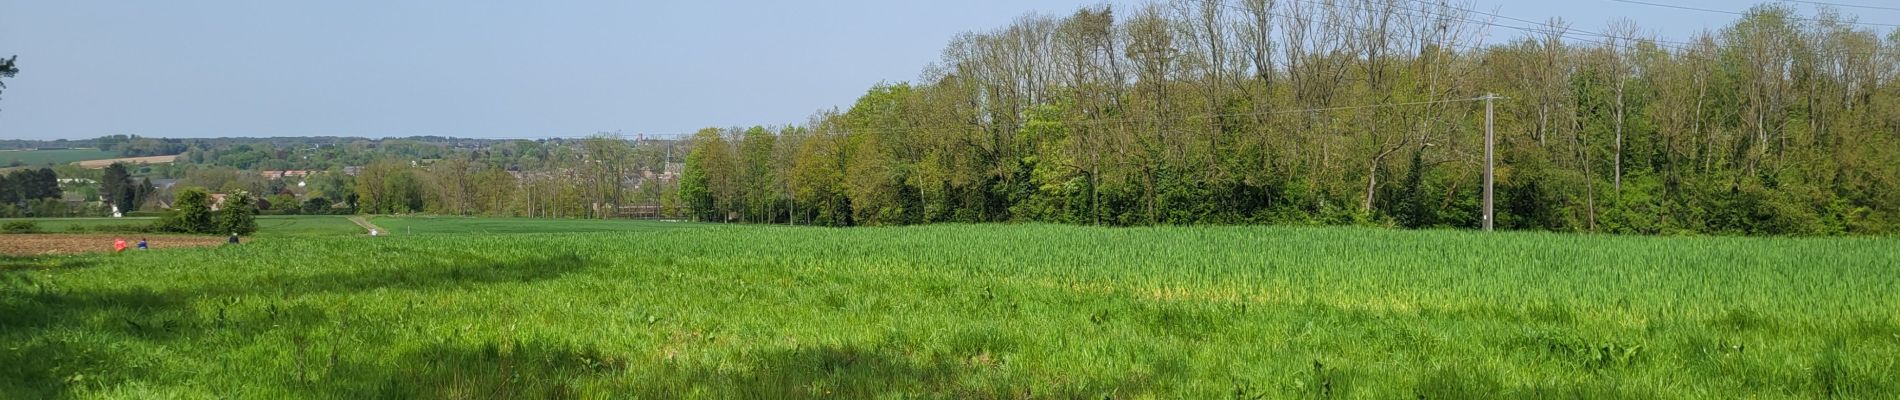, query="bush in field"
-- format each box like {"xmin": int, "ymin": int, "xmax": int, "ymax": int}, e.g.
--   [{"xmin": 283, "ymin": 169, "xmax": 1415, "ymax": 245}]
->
[
  {"xmin": 267, "ymin": 193, "xmax": 299, "ymax": 215},
  {"xmin": 2, "ymin": 220, "xmax": 38, "ymax": 234},
  {"xmin": 157, "ymin": 188, "xmax": 216, "ymax": 234},
  {"xmin": 153, "ymin": 188, "xmax": 257, "ymax": 235},
  {"xmin": 72, "ymin": 222, "xmax": 159, "ymax": 234},
  {"xmin": 302, "ymin": 197, "xmax": 333, "ymax": 215},
  {"xmin": 218, "ymin": 191, "xmax": 258, "ymax": 235}
]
